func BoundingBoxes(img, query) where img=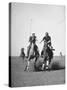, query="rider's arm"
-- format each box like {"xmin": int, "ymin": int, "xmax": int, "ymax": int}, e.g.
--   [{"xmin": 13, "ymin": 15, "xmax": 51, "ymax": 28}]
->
[
  {"xmin": 40, "ymin": 37, "xmax": 45, "ymax": 43},
  {"xmin": 47, "ymin": 40, "xmax": 51, "ymax": 43},
  {"xmin": 40, "ymin": 39, "xmax": 43, "ymax": 43},
  {"xmin": 47, "ymin": 37, "xmax": 51, "ymax": 45}
]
